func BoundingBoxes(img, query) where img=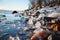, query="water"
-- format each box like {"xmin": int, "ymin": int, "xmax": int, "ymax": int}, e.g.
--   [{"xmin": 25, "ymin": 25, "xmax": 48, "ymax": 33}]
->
[{"xmin": 0, "ymin": 13, "xmax": 27, "ymax": 40}]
